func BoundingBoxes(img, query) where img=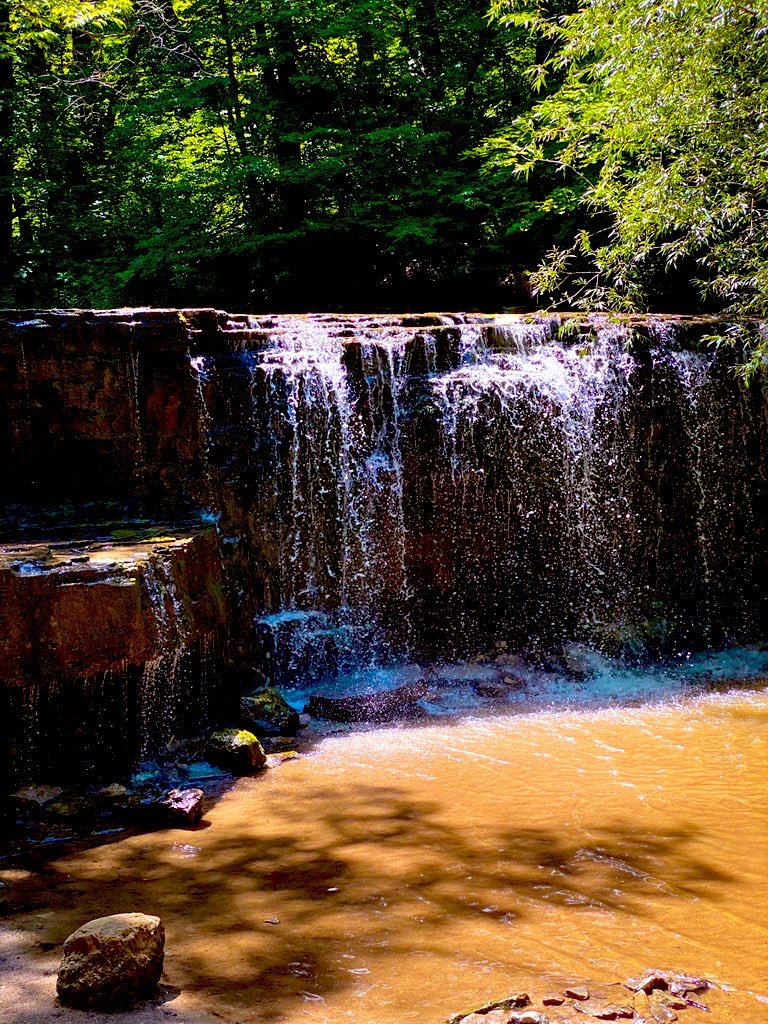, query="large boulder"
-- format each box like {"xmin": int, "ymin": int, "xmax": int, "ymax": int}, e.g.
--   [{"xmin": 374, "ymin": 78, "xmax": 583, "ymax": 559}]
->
[
  {"xmin": 206, "ymin": 728, "xmax": 266, "ymax": 774},
  {"xmin": 240, "ymin": 688, "xmax": 300, "ymax": 737},
  {"xmin": 57, "ymin": 912, "xmax": 165, "ymax": 1010}
]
